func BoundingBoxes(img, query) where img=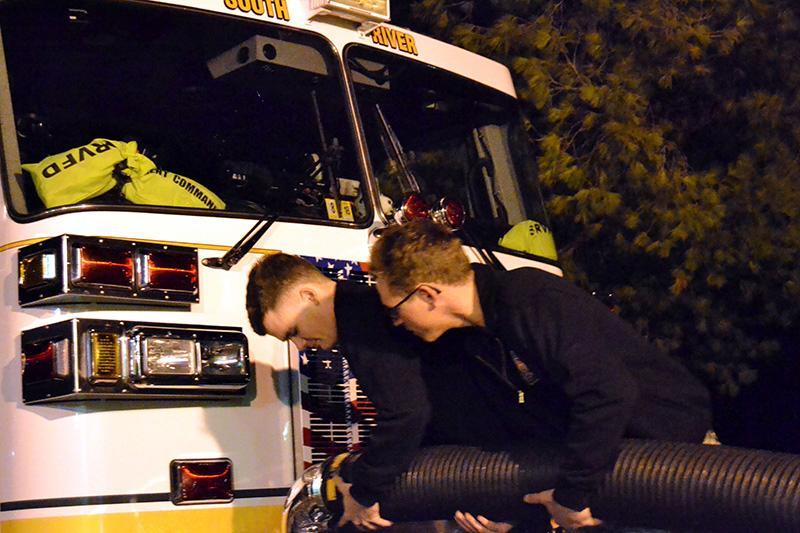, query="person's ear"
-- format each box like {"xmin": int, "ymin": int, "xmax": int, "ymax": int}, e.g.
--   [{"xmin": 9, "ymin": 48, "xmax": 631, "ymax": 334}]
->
[
  {"xmin": 417, "ymin": 286, "xmax": 439, "ymax": 306},
  {"xmin": 299, "ymin": 287, "xmax": 319, "ymax": 305}
]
